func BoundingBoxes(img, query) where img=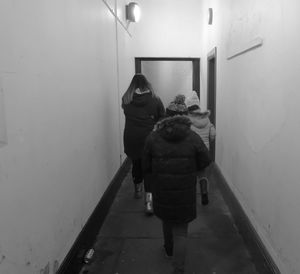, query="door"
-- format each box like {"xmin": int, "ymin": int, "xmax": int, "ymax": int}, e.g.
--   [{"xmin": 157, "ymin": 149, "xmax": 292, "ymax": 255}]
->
[{"xmin": 207, "ymin": 48, "xmax": 217, "ymax": 161}]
